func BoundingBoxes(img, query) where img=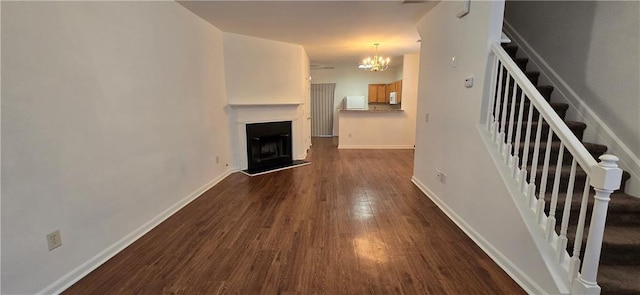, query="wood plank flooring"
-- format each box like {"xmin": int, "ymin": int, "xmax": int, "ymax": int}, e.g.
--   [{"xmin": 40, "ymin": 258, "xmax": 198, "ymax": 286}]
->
[{"xmin": 65, "ymin": 137, "xmax": 525, "ymax": 294}]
